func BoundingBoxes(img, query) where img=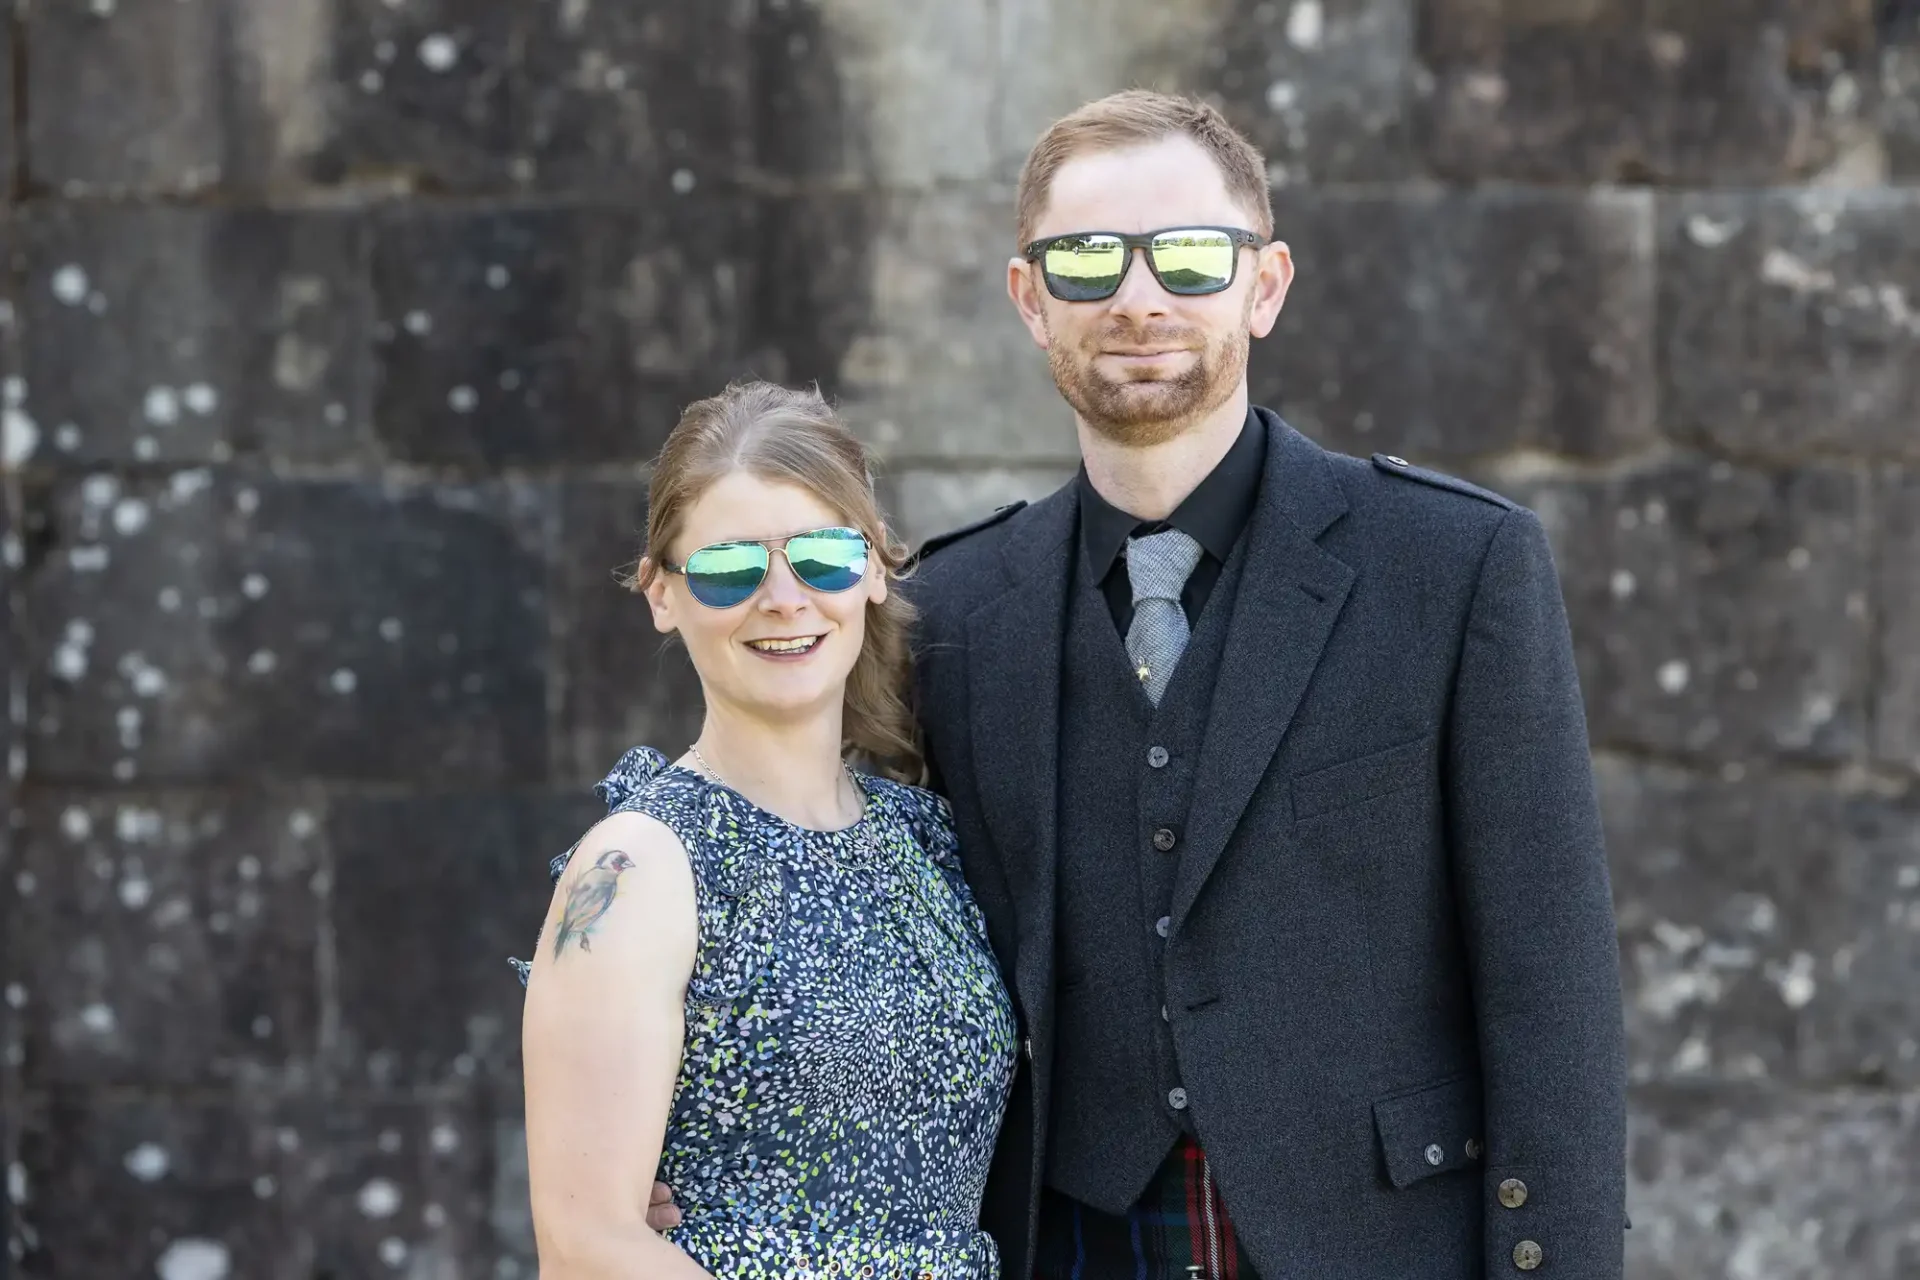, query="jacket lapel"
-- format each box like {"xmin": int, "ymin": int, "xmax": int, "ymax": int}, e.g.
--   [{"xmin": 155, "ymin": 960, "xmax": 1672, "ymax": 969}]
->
[
  {"xmin": 1172, "ymin": 415, "xmax": 1355, "ymax": 932},
  {"xmin": 966, "ymin": 485, "xmax": 1077, "ymax": 979}
]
